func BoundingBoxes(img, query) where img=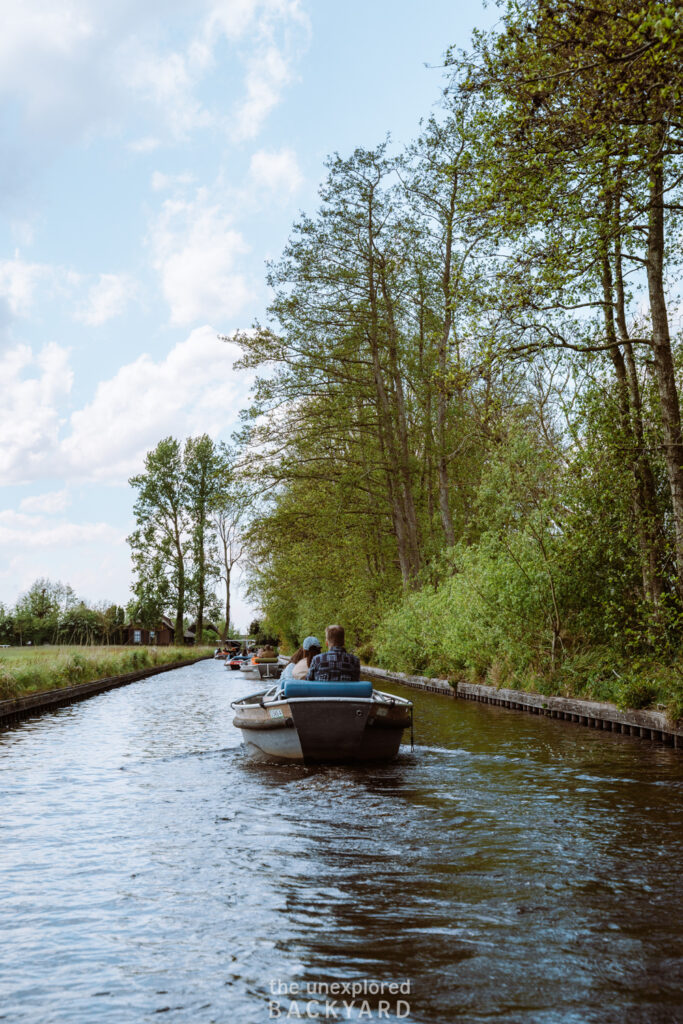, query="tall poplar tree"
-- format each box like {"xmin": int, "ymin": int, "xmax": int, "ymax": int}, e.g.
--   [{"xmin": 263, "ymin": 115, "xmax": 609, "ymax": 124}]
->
[
  {"xmin": 185, "ymin": 434, "xmax": 221, "ymax": 646},
  {"xmin": 128, "ymin": 437, "xmax": 189, "ymax": 644}
]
